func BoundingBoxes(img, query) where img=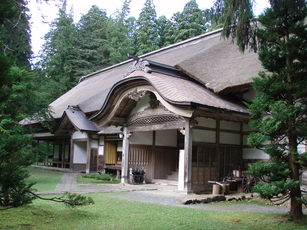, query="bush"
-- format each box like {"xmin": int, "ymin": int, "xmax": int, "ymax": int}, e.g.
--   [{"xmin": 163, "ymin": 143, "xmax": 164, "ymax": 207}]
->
[{"xmin": 82, "ymin": 173, "xmax": 116, "ymax": 182}]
